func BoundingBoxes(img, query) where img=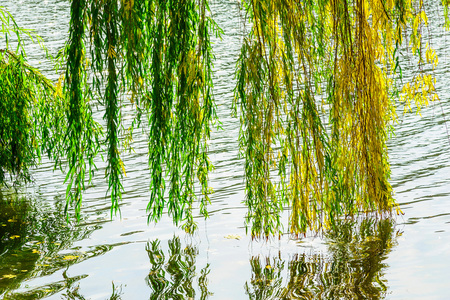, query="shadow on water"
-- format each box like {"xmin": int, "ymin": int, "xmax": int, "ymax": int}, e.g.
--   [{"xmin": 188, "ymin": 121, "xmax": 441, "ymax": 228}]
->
[
  {"xmin": 0, "ymin": 190, "xmax": 121, "ymax": 299},
  {"xmin": 245, "ymin": 218, "xmax": 397, "ymax": 300}
]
